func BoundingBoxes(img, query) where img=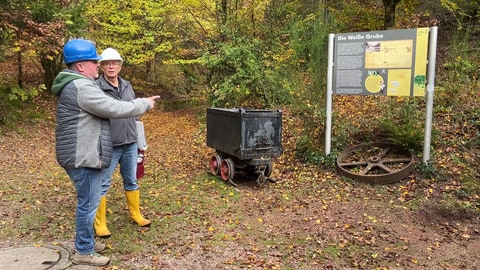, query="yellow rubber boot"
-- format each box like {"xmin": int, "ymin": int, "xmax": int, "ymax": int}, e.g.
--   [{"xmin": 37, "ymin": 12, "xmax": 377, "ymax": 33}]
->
[
  {"xmin": 125, "ymin": 190, "xmax": 151, "ymax": 227},
  {"xmin": 94, "ymin": 196, "xmax": 112, "ymax": 238}
]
